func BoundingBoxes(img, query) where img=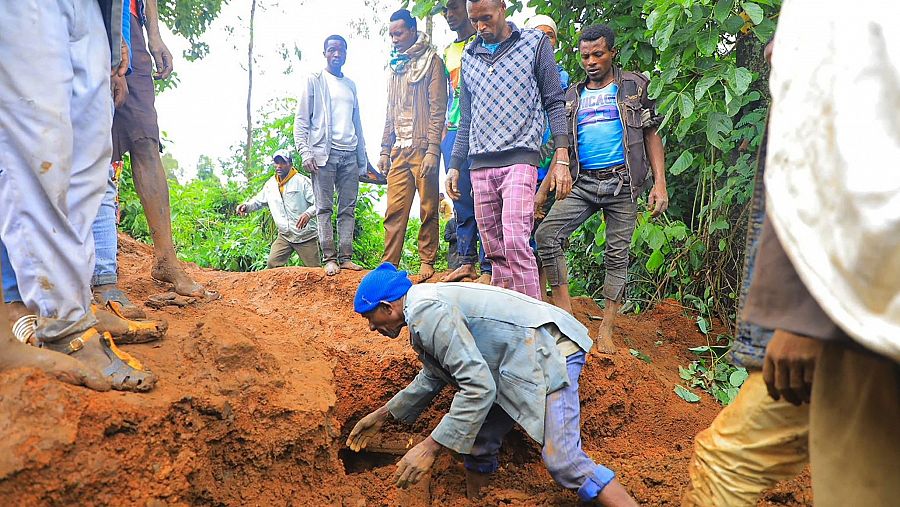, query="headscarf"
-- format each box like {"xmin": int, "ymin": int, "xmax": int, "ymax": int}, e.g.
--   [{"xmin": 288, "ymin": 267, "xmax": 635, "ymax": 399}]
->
[{"xmin": 354, "ymin": 263, "xmax": 413, "ymax": 314}]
